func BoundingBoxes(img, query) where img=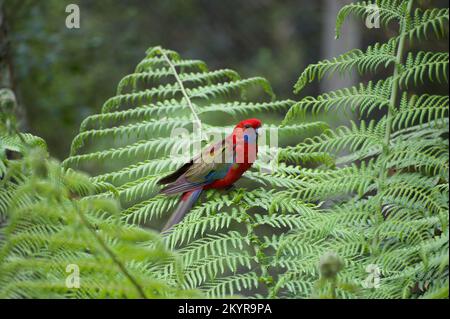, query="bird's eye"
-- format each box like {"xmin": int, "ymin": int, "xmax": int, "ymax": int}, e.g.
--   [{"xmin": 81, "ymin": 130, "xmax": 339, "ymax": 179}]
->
[{"xmin": 244, "ymin": 124, "xmax": 251, "ymax": 128}]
